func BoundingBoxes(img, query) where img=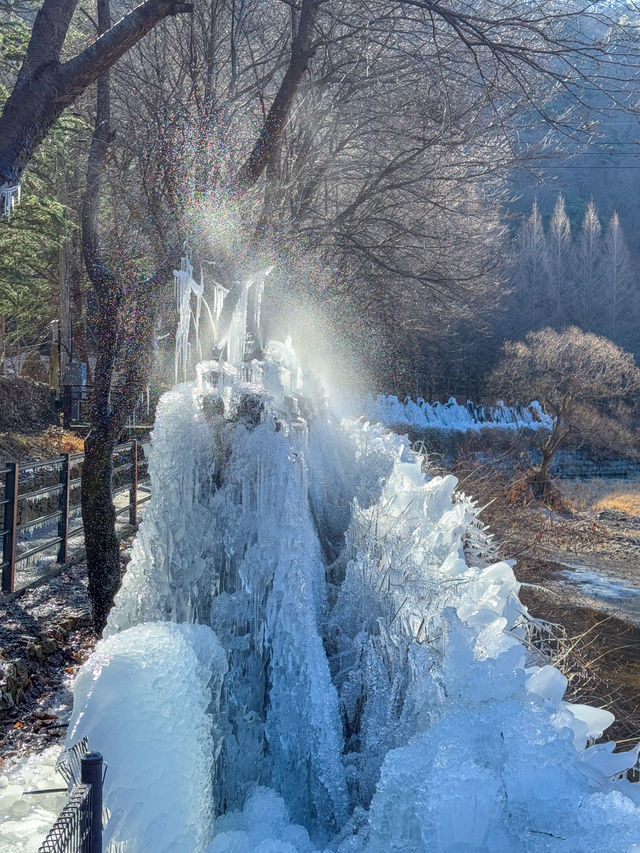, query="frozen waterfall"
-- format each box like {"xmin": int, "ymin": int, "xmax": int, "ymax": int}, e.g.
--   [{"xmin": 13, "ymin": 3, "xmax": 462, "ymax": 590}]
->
[{"xmin": 64, "ymin": 278, "xmax": 640, "ymax": 852}]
